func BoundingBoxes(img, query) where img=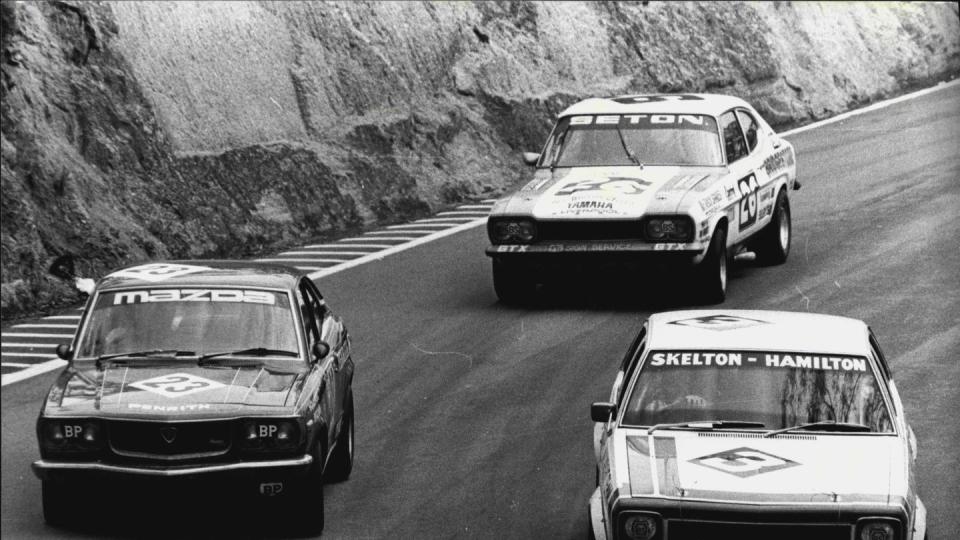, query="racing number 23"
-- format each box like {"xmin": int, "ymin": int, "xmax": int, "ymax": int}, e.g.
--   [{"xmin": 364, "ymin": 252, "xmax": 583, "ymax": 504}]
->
[
  {"xmin": 140, "ymin": 375, "xmax": 210, "ymax": 393},
  {"xmin": 738, "ymin": 174, "xmax": 760, "ymax": 230}
]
